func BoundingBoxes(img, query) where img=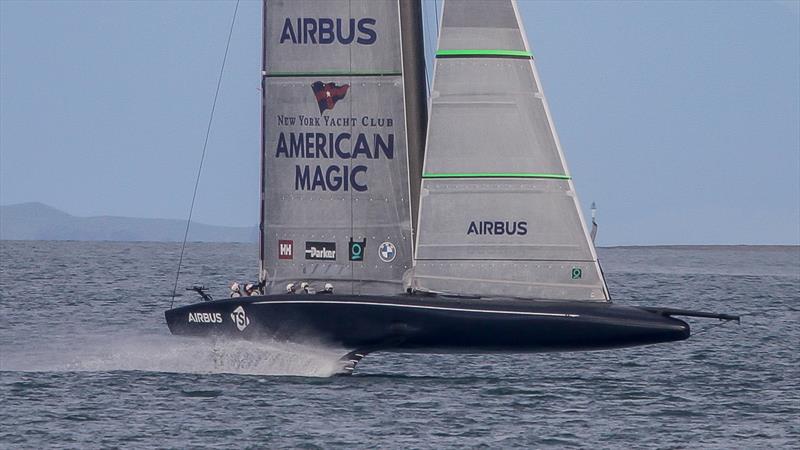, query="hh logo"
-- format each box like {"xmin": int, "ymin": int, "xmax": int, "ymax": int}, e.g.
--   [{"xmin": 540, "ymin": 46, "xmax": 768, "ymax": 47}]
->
[
  {"xmin": 231, "ymin": 306, "xmax": 250, "ymax": 331},
  {"xmin": 278, "ymin": 240, "xmax": 293, "ymax": 259},
  {"xmin": 311, "ymin": 81, "xmax": 349, "ymax": 114}
]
